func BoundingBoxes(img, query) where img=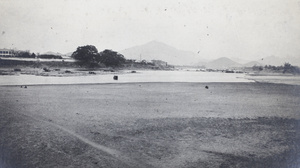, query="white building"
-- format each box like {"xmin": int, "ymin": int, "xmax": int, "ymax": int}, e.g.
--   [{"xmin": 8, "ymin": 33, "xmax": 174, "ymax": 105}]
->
[{"xmin": 0, "ymin": 49, "xmax": 14, "ymax": 57}]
